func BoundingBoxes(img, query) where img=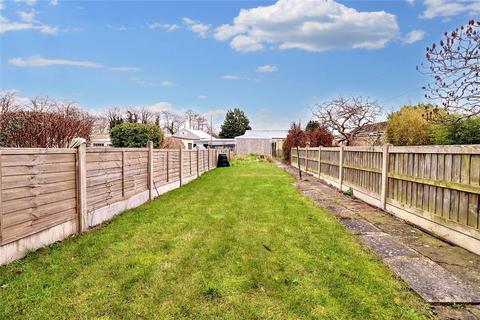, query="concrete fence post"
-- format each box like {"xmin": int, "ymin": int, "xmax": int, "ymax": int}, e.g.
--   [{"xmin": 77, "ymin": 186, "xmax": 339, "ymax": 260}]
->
[
  {"xmin": 338, "ymin": 144, "xmax": 344, "ymax": 191},
  {"xmin": 305, "ymin": 148, "xmax": 309, "ymax": 173},
  {"xmin": 147, "ymin": 141, "xmax": 154, "ymax": 200},
  {"xmin": 380, "ymin": 144, "xmax": 390, "ymax": 210},
  {"xmin": 179, "ymin": 148, "xmax": 183, "ymax": 186},
  {"xmin": 122, "ymin": 150, "xmax": 126, "ymax": 198},
  {"xmin": 76, "ymin": 143, "xmax": 88, "ymax": 232},
  {"xmin": 196, "ymin": 149, "xmax": 200, "ymax": 177},
  {"xmin": 207, "ymin": 148, "xmax": 210, "ymax": 171},
  {"xmin": 317, "ymin": 146, "xmax": 321, "ymax": 177},
  {"xmin": 166, "ymin": 150, "xmax": 170, "ymax": 183}
]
